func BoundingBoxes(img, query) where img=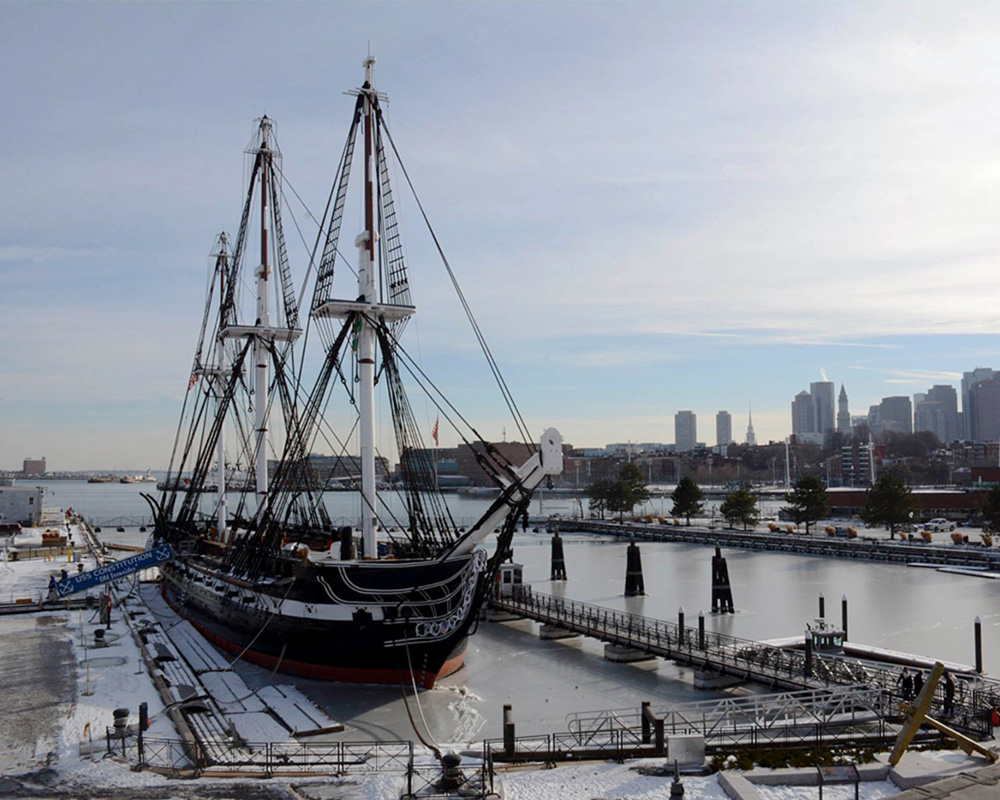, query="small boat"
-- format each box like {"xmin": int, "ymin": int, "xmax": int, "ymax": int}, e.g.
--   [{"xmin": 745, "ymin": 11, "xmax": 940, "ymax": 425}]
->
[{"xmin": 806, "ymin": 618, "xmax": 845, "ymax": 654}]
